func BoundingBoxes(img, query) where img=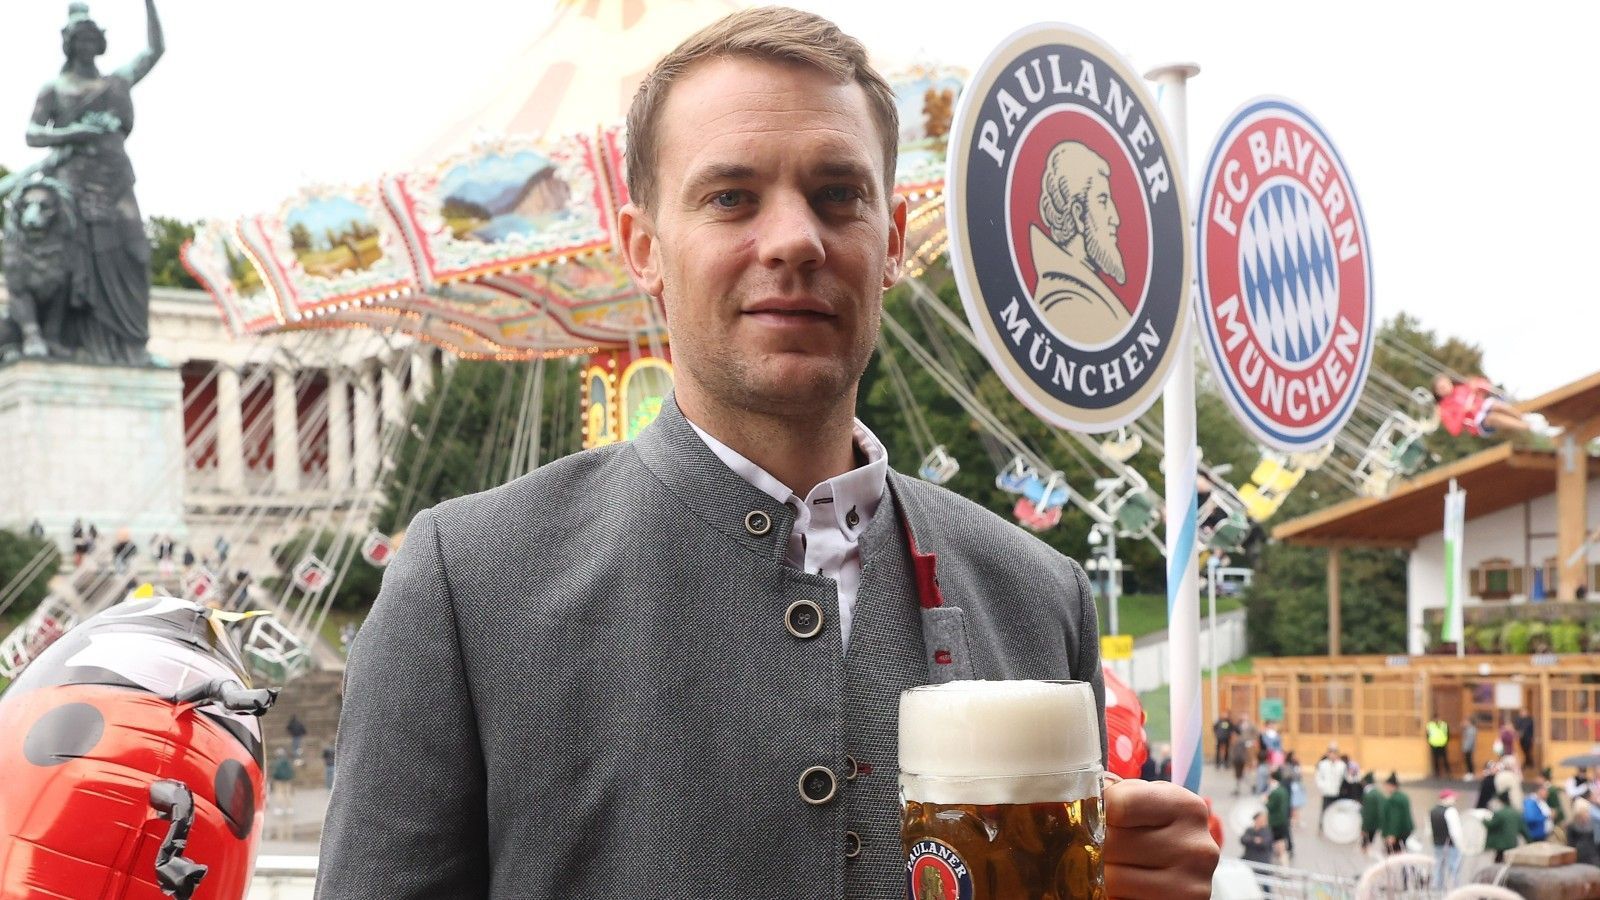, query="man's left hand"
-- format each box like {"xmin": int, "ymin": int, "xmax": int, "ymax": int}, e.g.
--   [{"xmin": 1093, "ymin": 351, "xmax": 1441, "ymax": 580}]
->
[{"xmin": 1103, "ymin": 778, "xmax": 1219, "ymax": 900}]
